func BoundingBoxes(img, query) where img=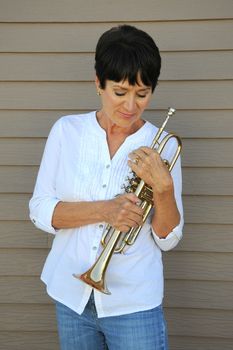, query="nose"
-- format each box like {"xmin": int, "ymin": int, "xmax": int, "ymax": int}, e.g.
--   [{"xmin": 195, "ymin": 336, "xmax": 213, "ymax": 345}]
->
[{"xmin": 124, "ymin": 95, "xmax": 137, "ymax": 113}]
